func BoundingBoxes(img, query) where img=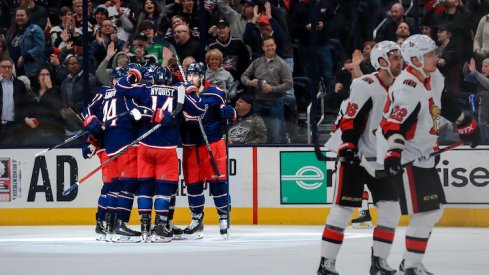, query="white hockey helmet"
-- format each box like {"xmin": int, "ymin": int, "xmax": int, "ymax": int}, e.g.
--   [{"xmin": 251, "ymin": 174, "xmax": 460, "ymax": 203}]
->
[
  {"xmin": 370, "ymin": 41, "xmax": 400, "ymax": 71},
  {"xmin": 400, "ymin": 34, "xmax": 436, "ymax": 68}
]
